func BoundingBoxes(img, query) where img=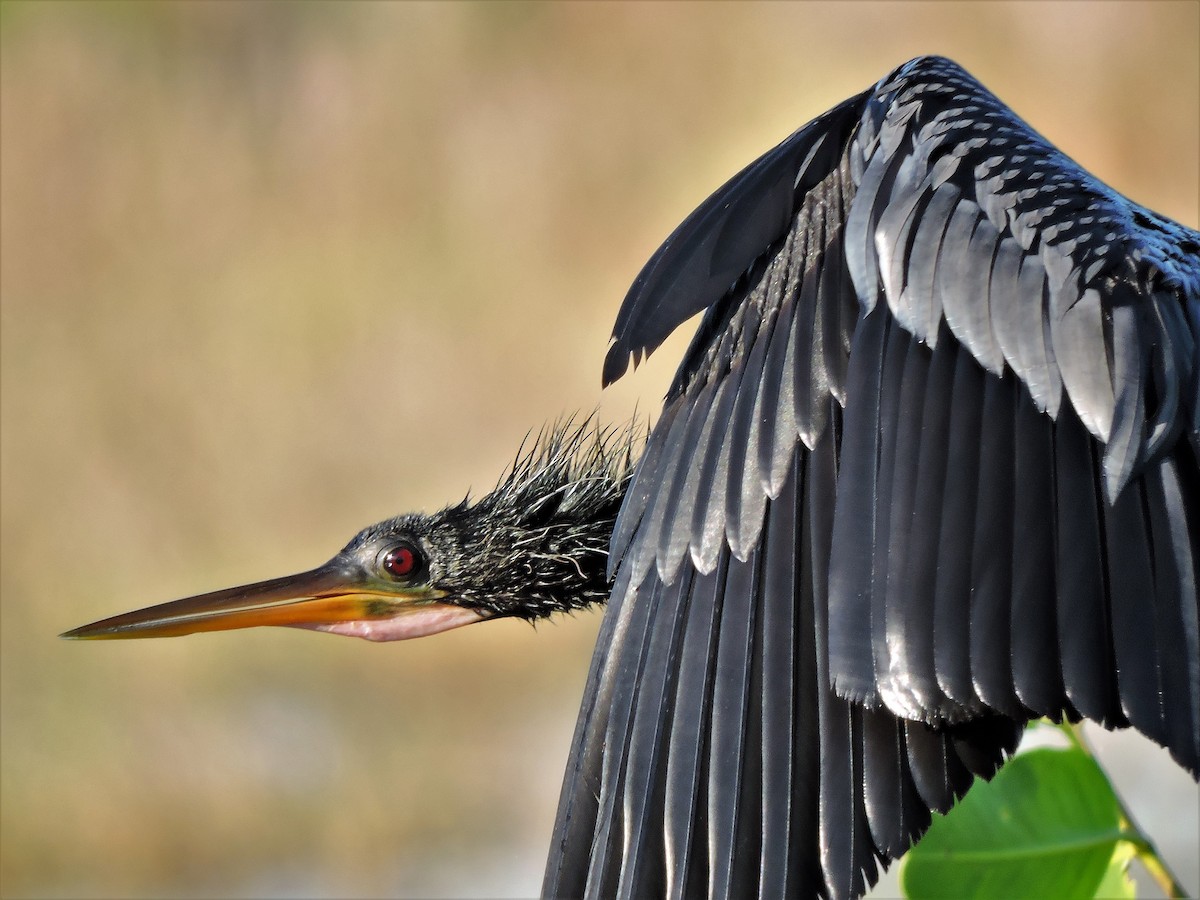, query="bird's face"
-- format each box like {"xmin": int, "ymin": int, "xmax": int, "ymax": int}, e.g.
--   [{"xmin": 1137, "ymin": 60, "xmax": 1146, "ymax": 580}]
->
[
  {"xmin": 63, "ymin": 420, "xmax": 635, "ymax": 644},
  {"xmin": 60, "ymin": 514, "xmax": 493, "ymax": 643}
]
